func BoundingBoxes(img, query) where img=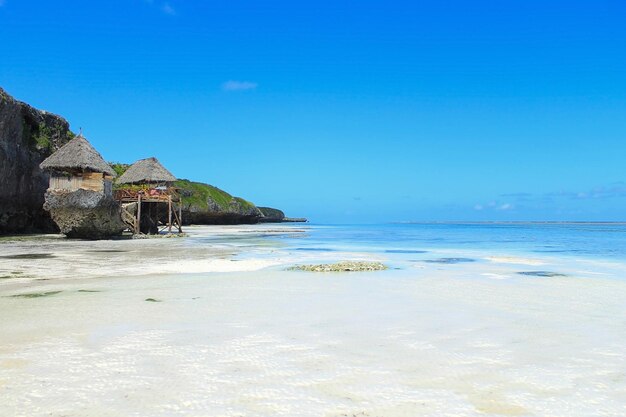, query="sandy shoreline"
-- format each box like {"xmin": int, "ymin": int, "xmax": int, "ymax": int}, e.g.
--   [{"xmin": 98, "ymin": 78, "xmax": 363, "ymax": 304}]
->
[
  {"xmin": 2, "ymin": 269, "xmax": 625, "ymax": 416},
  {"xmin": 1, "ymin": 224, "xmax": 626, "ymax": 416},
  {"xmin": 0, "ymin": 224, "xmax": 401, "ymax": 292},
  {"xmin": 0, "ymin": 225, "xmax": 303, "ymax": 287},
  {"xmin": 1, "ymin": 223, "xmax": 608, "ymax": 287}
]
